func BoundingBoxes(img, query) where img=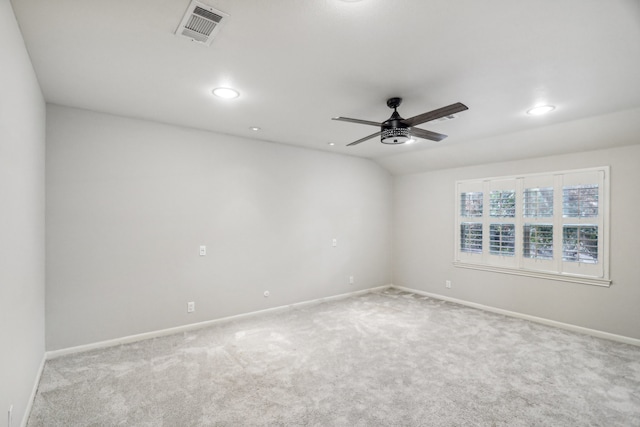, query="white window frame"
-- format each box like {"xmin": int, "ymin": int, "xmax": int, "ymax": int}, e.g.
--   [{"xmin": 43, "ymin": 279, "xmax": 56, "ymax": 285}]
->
[{"xmin": 454, "ymin": 167, "xmax": 610, "ymax": 287}]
